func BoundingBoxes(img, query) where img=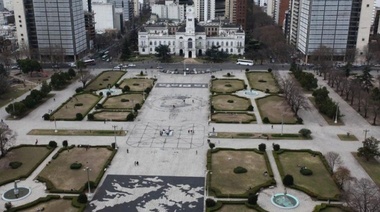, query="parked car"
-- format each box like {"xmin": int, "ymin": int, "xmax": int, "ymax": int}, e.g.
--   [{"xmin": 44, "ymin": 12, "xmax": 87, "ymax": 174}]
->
[
  {"xmin": 68, "ymin": 62, "xmax": 76, "ymax": 68},
  {"xmin": 157, "ymin": 66, "xmax": 163, "ymax": 69},
  {"xmin": 11, "ymin": 65, "xmax": 19, "ymax": 70},
  {"xmin": 128, "ymin": 63, "xmax": 136, "ymax": 67}
]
